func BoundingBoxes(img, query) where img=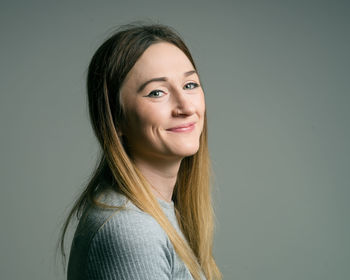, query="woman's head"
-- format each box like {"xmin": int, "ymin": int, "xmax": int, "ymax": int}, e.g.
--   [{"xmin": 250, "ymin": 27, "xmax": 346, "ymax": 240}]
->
[
  {"xmin": 87, "ymin": 23, "xmax": 207, "ymax": 161},
  {"xmin": 119, "ymin": 41, "xmax": 205, "ymax": 164}
]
